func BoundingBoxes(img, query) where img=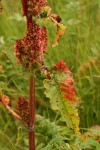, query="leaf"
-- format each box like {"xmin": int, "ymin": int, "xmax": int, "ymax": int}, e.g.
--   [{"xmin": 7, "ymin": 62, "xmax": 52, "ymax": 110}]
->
[
  {"xmin": 41, "ymin": 8, "xmax": 67, "ymax": 47},
  {"xmin": 81, "ymin": 138, "xmax": 100, "ymax": 150},
  {"xmin": 52, "ymin": 23, "xmax": 67, "ymax": 47},
  {"xmin": 41, "ymin": 135, "xmax": 70, "ymax": 150},
  {"xmin": 49, "ymin": 15, "xmax": 67, "ymax": 47},
  {"xmin": 35, "ymin": 115, "xmax": 70, "ymax": 150},
  {"xmin": 43, "ymin": 60, "xmax": 80, "ymax": 135}
]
